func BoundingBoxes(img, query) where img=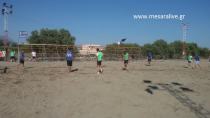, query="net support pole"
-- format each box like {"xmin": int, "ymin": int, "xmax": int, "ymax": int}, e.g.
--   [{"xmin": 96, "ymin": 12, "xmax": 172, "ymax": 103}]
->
[
  {"xmin": 44, "ymin": 45, "xmax": 46, "ymax": 61},
  {"xmin": 56, "ymin": 45, "xmax": 59, "ymax": 60}
]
